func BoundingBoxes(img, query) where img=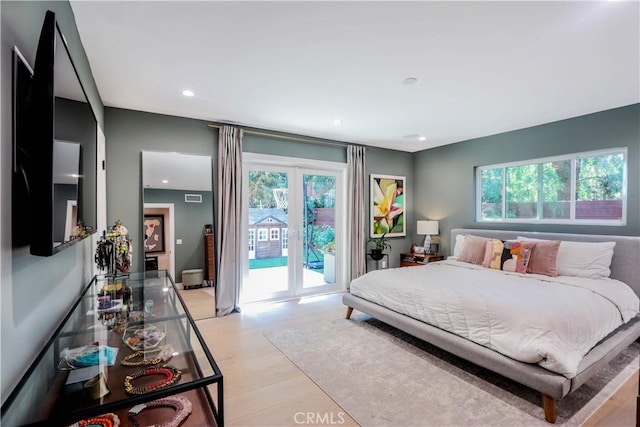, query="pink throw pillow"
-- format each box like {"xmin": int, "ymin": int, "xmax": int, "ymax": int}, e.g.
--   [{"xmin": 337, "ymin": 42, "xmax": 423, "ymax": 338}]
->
[
  {"xmin": 459, "ymin": 235, "xmax": 490, "ymax": 265},
  {"xmin": 526, "ymin": 240, "xmax": 561, "ymax": 276}
]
